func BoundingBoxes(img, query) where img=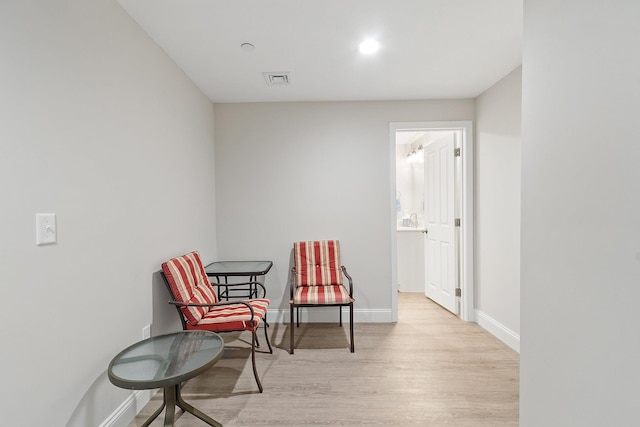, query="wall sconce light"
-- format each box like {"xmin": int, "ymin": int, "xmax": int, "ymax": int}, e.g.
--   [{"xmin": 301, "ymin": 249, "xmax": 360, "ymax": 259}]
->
[{"xmin": 406, "ymin": 145, "xmax": 423, "ymax": 164}]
